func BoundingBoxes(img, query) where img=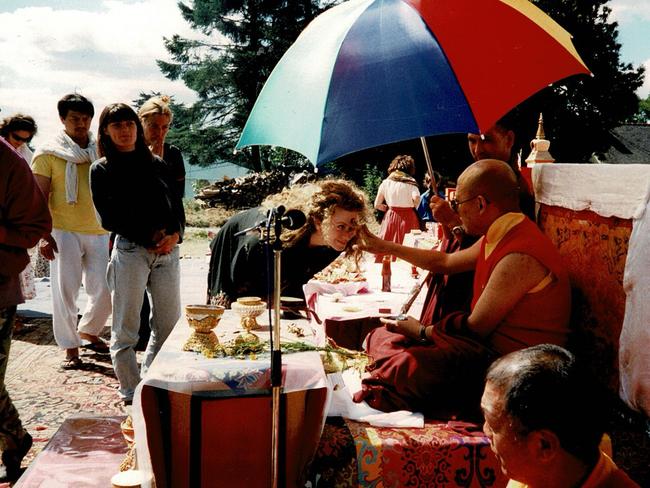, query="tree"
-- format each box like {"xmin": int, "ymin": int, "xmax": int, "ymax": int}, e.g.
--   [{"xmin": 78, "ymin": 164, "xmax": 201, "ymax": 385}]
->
[
  {"xmin": 631, "ymin": 94, "xmax": 650, "ymax": 123},
  {"xmin": 158, "ymin": 0, "xmax": 329, "ymax": 171},
  {"xmin": 509, "ymin": 1, "xmax": 645, "ymax": 163}
]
